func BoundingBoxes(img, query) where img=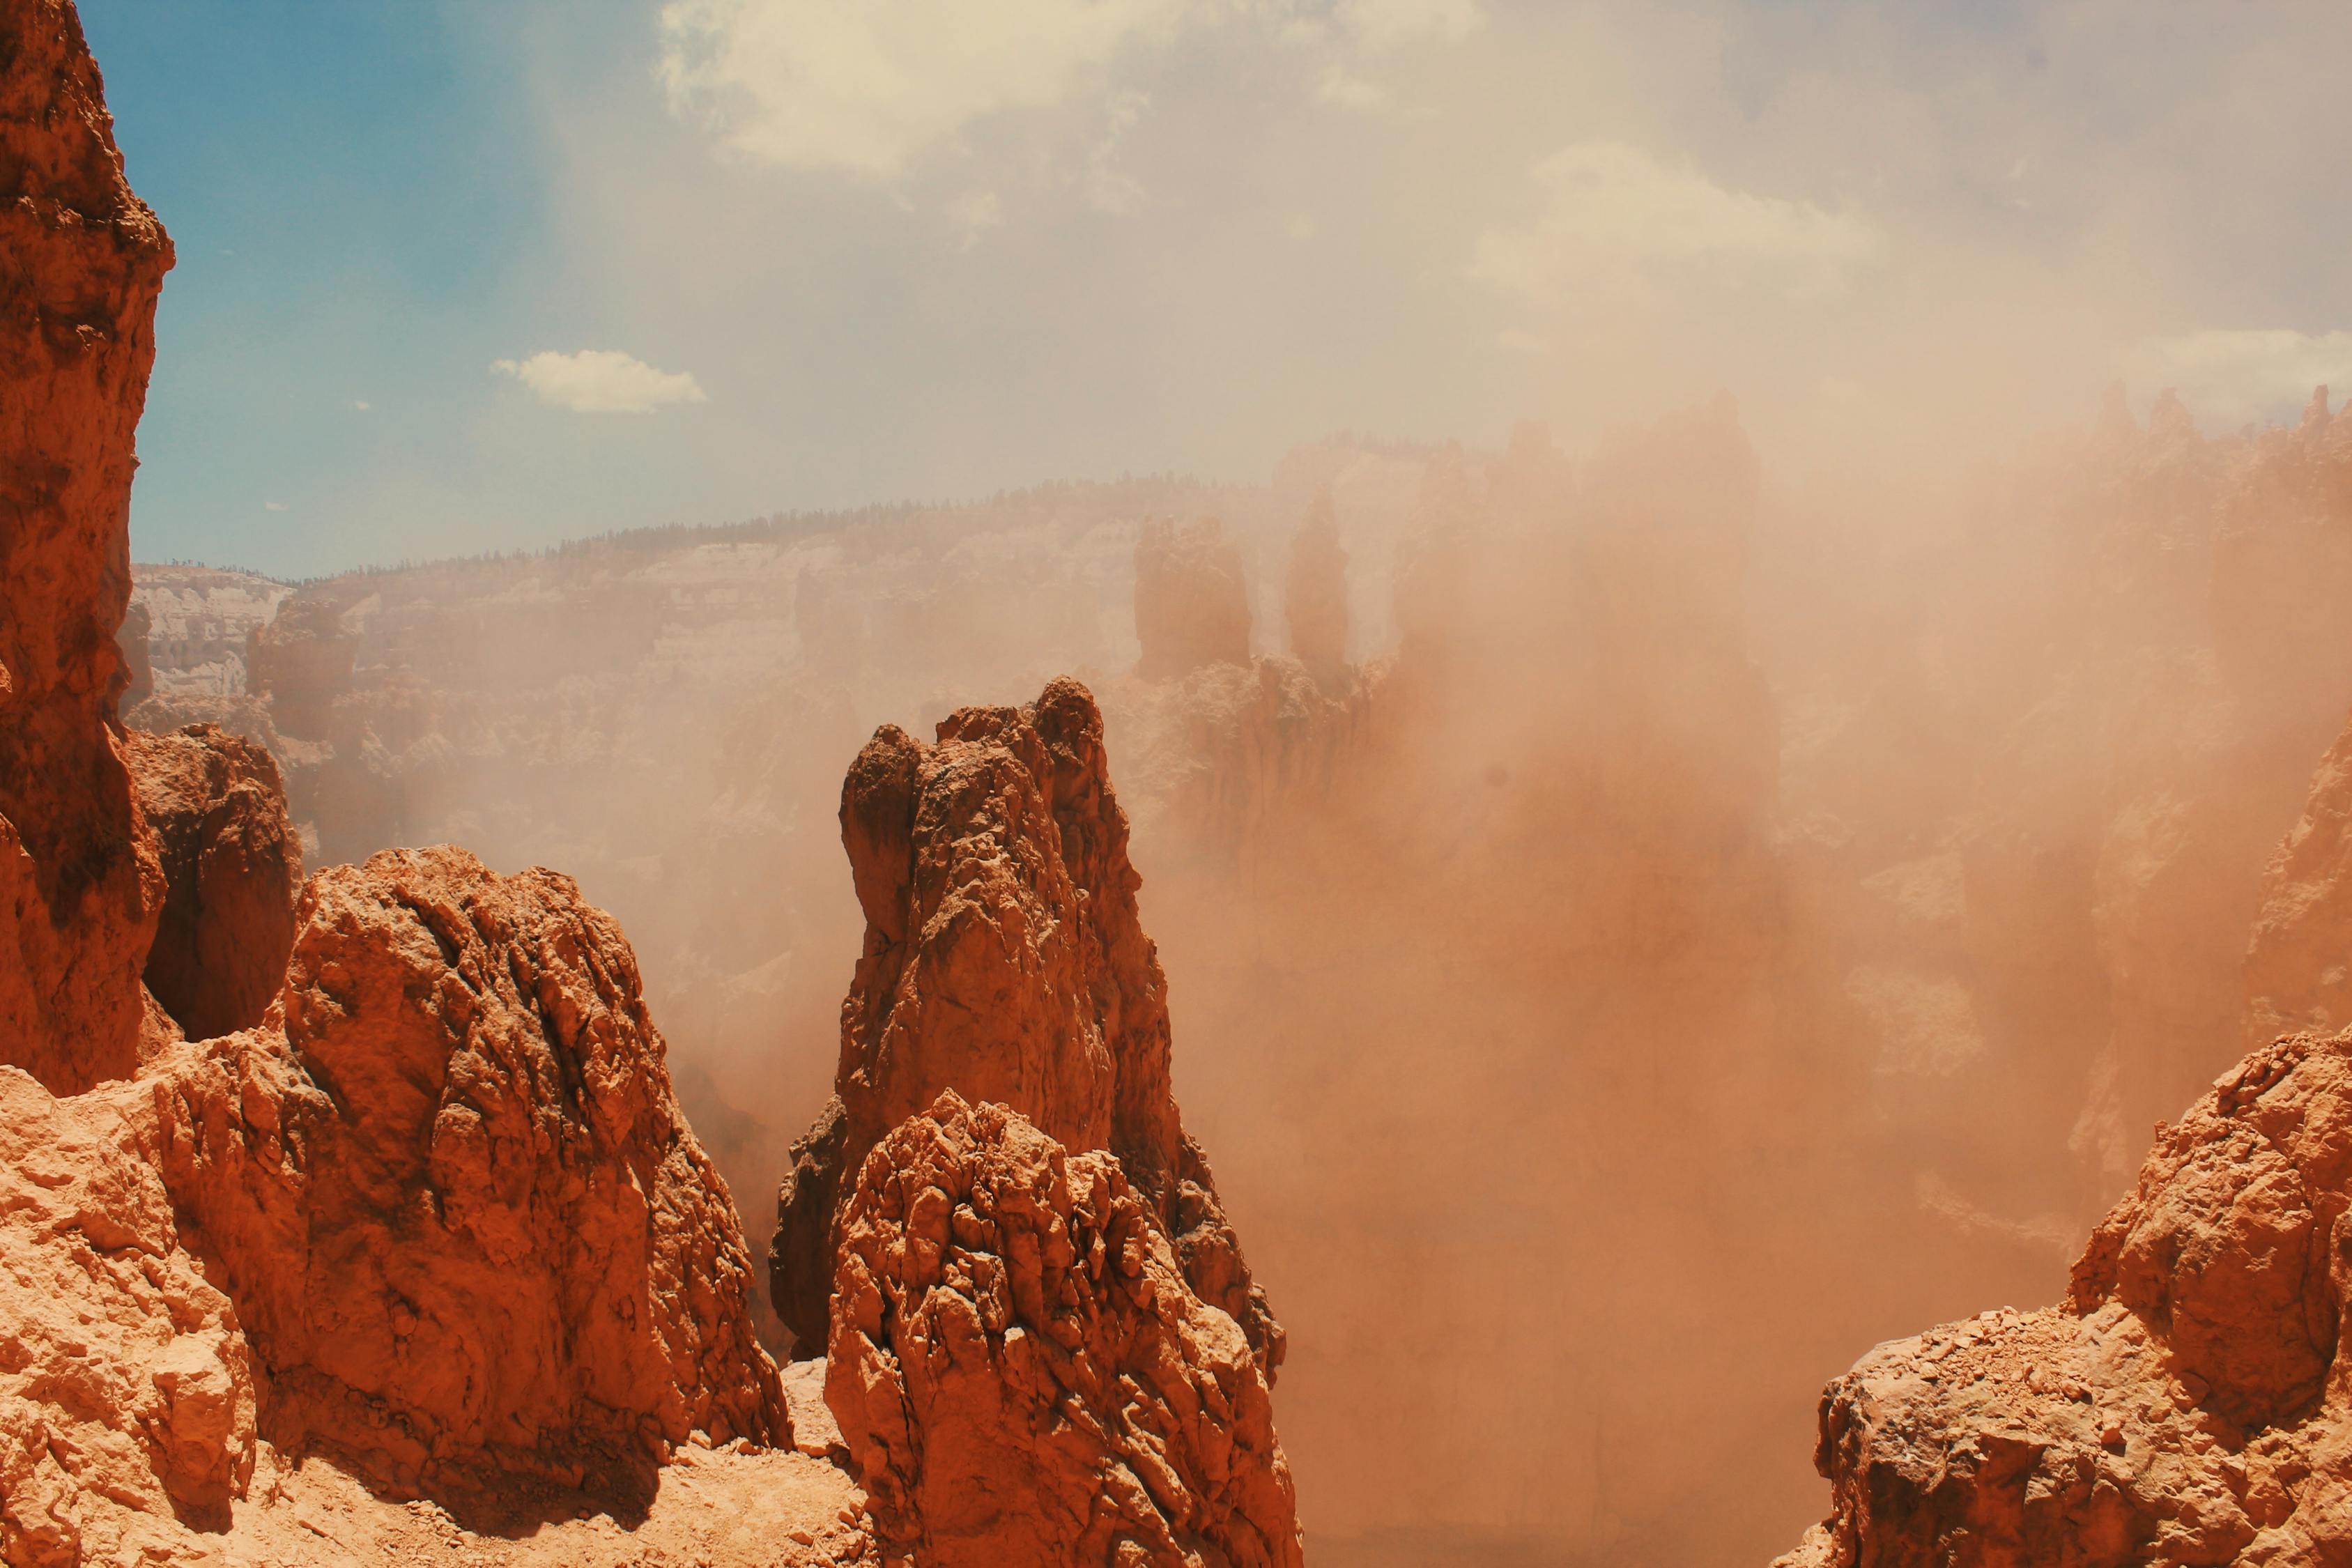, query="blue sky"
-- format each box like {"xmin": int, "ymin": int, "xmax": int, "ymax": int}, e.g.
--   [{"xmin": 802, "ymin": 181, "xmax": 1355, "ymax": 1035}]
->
[{"xmin": 82, "ymin": 1, "xmax": 2352, "ymax": 578}]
